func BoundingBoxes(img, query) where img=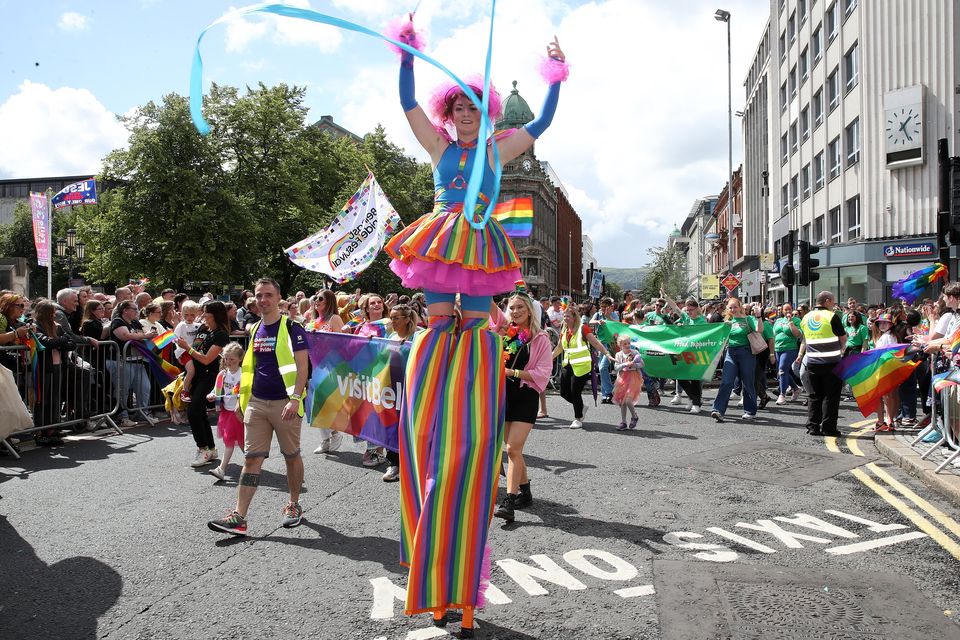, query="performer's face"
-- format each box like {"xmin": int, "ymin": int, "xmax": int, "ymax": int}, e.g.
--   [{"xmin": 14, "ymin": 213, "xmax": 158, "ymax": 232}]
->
[{"xmin": 450, "ymin": 96, "xmax": 480, "ymax": 138}]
